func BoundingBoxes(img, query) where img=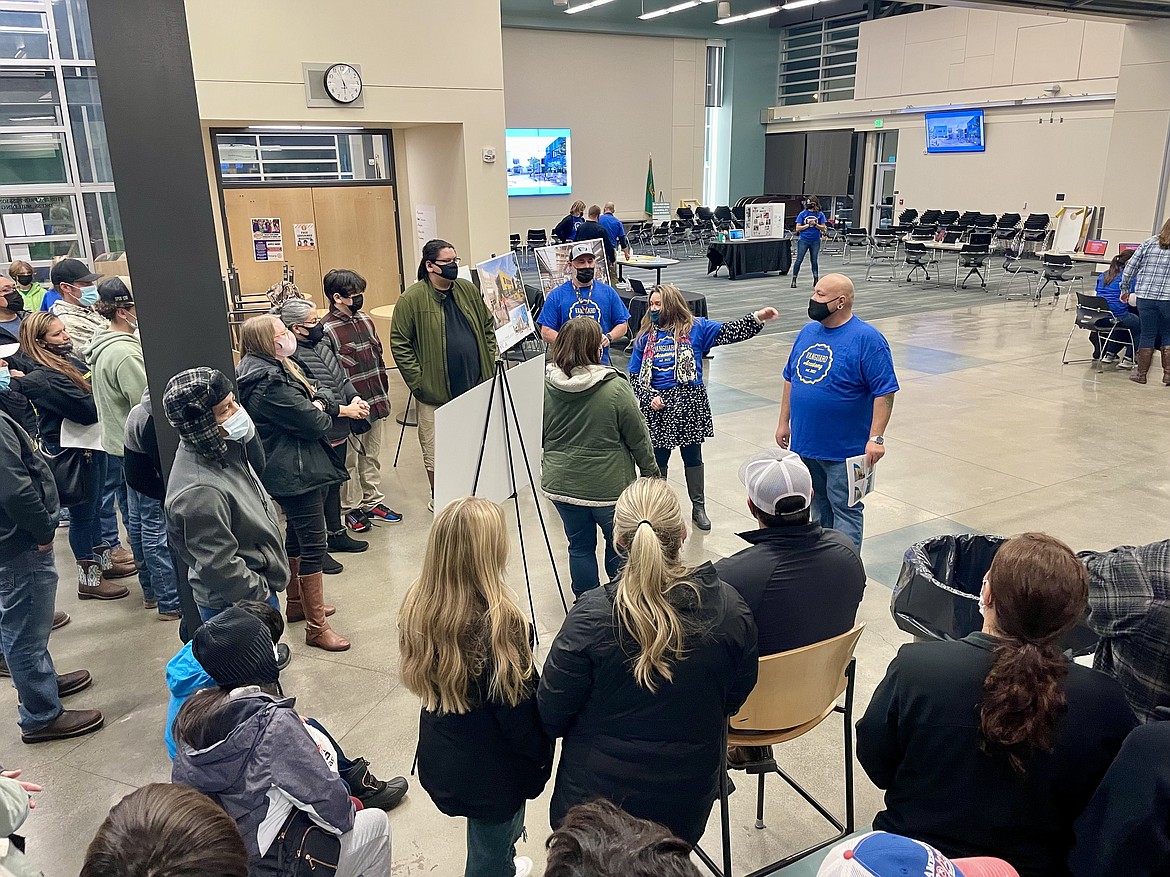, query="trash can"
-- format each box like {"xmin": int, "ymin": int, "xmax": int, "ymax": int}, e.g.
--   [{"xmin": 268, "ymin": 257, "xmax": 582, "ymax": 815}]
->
[{"xmin": 891, "ymin": 534, "xmax": 1098, "ymax": 655}]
